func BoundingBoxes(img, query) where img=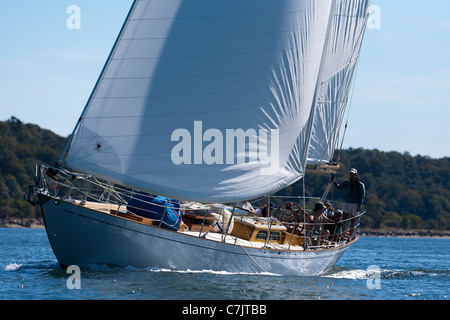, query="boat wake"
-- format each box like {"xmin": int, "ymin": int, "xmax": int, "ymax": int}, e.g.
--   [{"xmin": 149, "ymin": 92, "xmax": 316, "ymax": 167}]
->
[
  {"xmin": 127, "ymin": 266, "xmax": 282, "ymax": 277},
  {"xmin": 322, "ymin": 267, "xmax": 450, "ymax": 280},
  {"xmin": 2, "ymin": 261, "xmax": 280, "ymax": 276},
  {"xmin": 3, "ymin": 263, "xmax": 22, "ymax": 271},
  {"xmin": 3, "ymin": 262, "xmax": 61, "ymax": 272},
  {"xmin": 322, "ymin": 268, "xmax": 374, "ymax": 280}
]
